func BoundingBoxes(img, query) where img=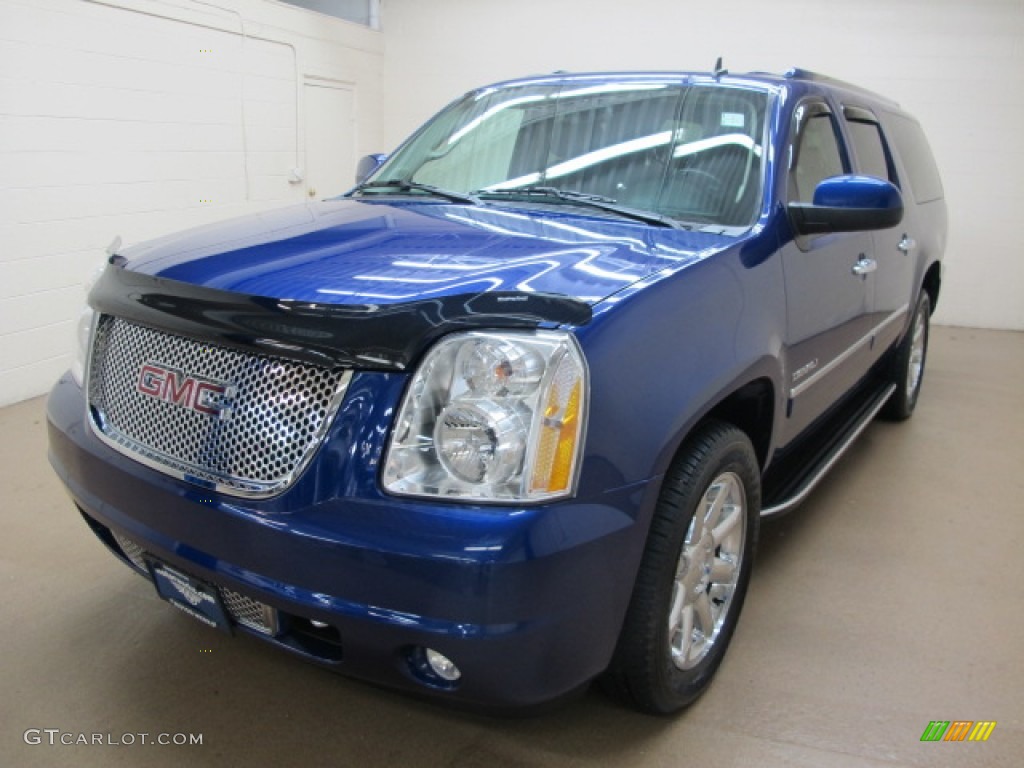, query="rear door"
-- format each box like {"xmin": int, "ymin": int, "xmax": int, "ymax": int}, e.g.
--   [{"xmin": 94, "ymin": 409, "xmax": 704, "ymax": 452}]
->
[
  {"xmin": 779, "ymin": 99, "xmax": 875, "ymax": 441},
  {"xmin": 841, "ymin": 106, "xmax": 912, "ymax": 354}
]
